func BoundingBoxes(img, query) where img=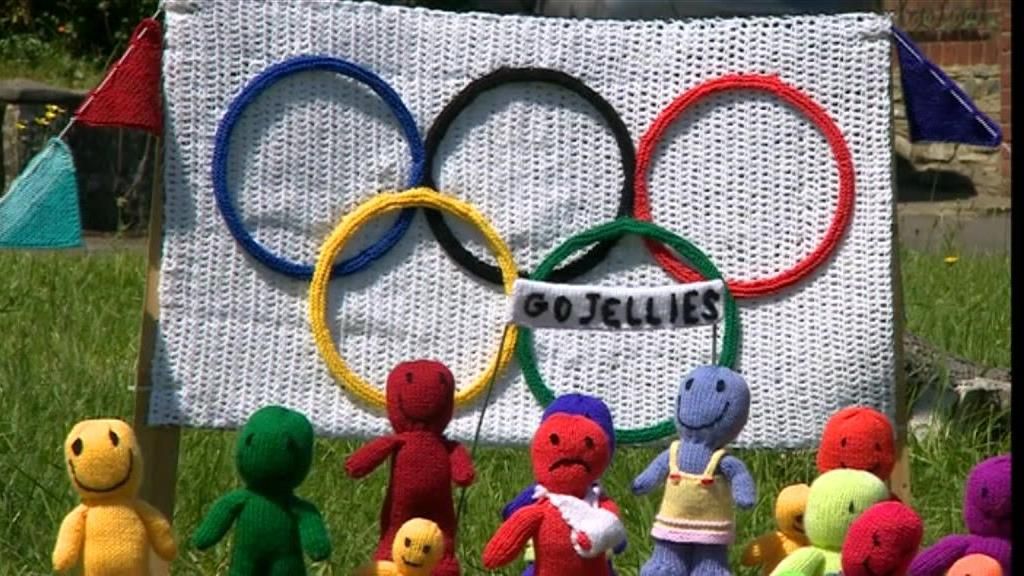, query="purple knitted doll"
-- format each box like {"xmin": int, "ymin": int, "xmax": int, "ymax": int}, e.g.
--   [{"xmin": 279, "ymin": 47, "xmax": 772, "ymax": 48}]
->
[{"xmin": 909, "ymin": 454, "xmax": 1011, "ymax": 576}]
